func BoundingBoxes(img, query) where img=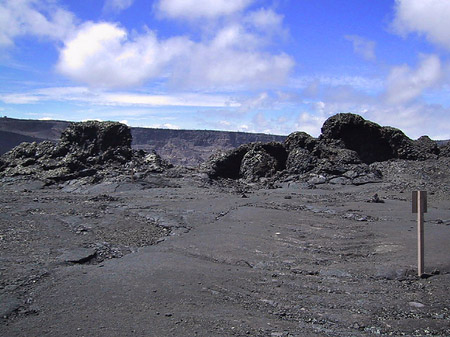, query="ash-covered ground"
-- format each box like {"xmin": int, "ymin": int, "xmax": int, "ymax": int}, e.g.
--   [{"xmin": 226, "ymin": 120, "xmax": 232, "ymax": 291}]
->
[{"xmin": 1, "ymin": 114, "xmax": 449, "ymax": 336}]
